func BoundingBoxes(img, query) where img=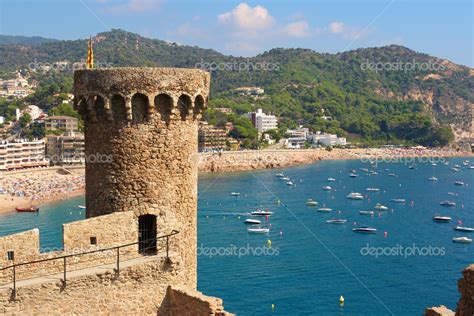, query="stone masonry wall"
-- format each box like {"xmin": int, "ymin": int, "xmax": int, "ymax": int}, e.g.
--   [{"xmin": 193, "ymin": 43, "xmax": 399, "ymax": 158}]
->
[
  {"xmin": 456, "ymin": 264, "xmax": 474, "ymax": 316},
  {"xmin": 0, "ymin": 229, "xmax": 39, "ymax": 266}
]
